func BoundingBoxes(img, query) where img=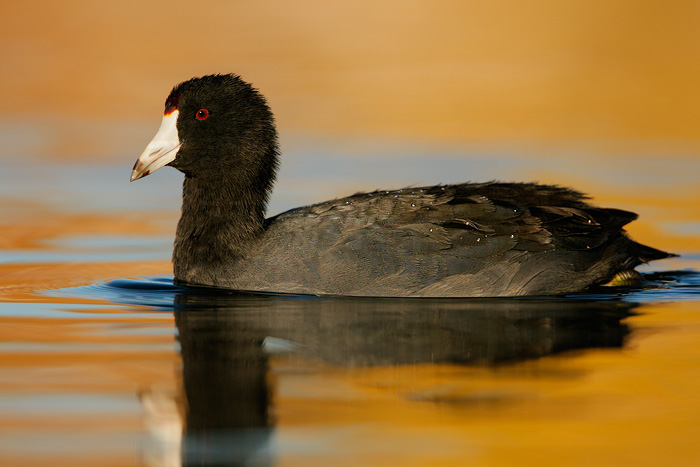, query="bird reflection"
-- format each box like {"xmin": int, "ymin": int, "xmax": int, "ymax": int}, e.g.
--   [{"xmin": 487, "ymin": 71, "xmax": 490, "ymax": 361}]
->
[
  {"xmin": 170, "ymin": 289, "xmax": 636, "ymax": 465},
  {"xmin": 175, "ymin": 305, "xmax": 272, "ymax": 466}
]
